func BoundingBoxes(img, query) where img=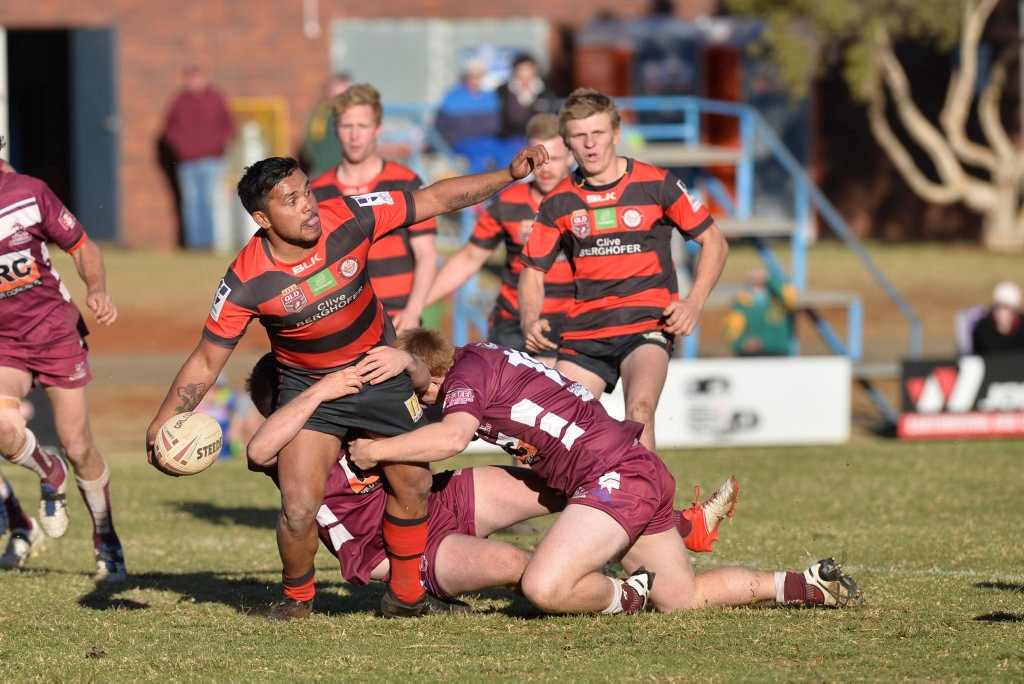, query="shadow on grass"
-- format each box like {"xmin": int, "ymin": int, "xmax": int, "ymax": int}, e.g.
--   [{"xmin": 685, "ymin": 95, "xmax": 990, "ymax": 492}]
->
[
  {"xmin": 976, "ymin": 581, "xmax": 1024, "ymax": 594},
  {"xmin": 170, "ymin": 501, "xmax": 278, "ymax": 529},
  {"xmin": 974, "ymin": 612, "xmax": 1024, "ymax": 623},
  {"xmin": 76, "ymin": 572, "xmax": 542, "ymax": 618}
]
